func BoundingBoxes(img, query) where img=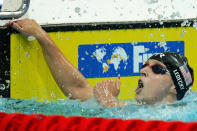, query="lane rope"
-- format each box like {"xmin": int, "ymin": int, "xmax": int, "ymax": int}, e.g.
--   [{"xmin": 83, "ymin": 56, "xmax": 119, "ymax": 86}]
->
[{"xmin": 0, "ymin": 112, "xmax": 196, "ymax": 131}]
